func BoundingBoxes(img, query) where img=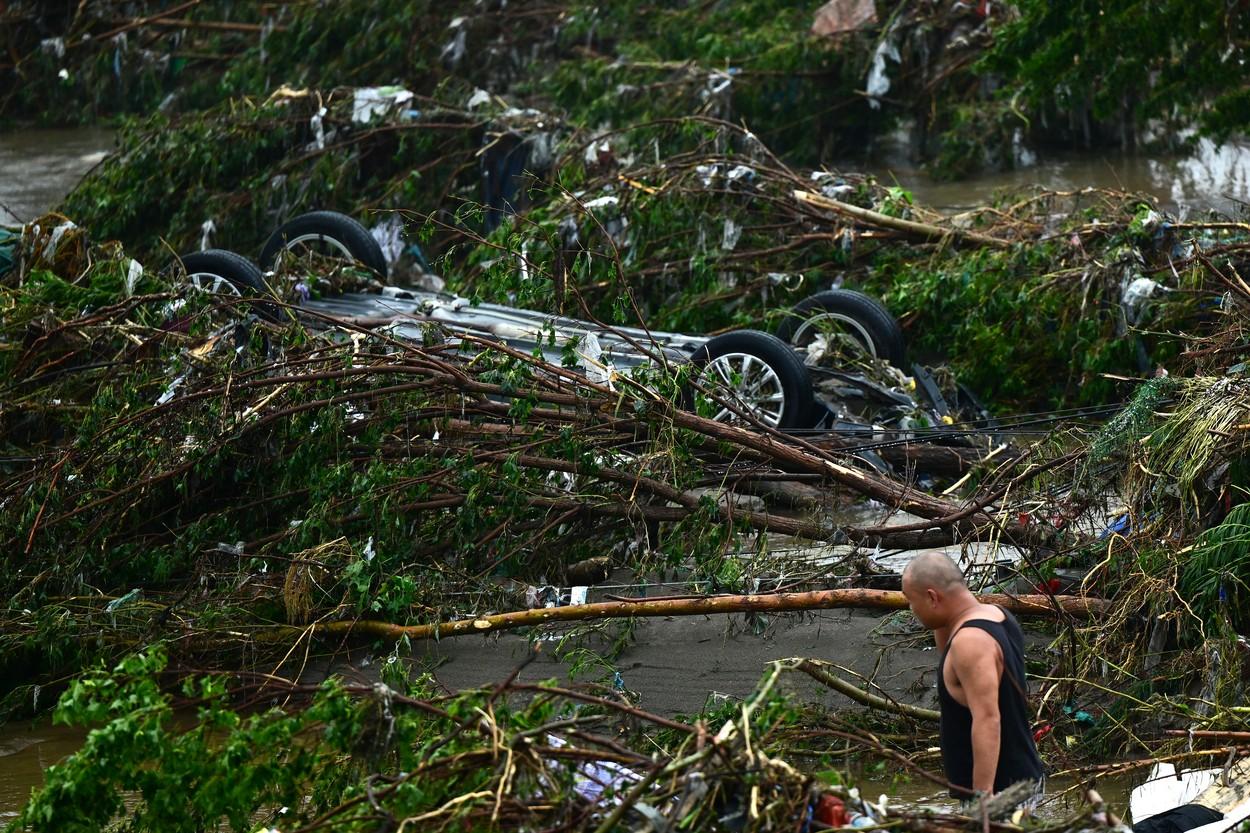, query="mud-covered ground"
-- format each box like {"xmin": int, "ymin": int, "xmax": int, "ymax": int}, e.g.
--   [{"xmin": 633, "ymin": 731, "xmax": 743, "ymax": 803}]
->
[{"xmin": 381, "ymin": 611, "xmax": 938, "ymax": 715}]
